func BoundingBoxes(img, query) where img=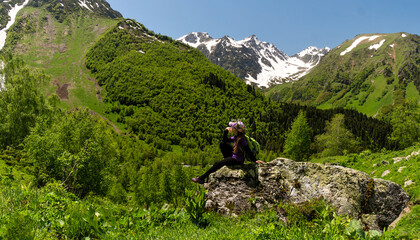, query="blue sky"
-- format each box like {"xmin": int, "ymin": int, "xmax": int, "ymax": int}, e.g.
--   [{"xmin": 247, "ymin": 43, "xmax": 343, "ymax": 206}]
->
[{"xmin": 106, "ymin": 0, "xmax": 420, "ymax": 55}]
